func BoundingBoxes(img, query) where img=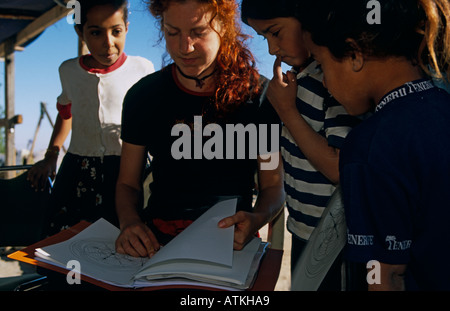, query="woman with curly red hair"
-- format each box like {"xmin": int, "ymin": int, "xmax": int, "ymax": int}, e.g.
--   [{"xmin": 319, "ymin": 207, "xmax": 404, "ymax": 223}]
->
[{"xmin": 115, "ymin": 0, "xmax": 285, "ymax": 257}]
